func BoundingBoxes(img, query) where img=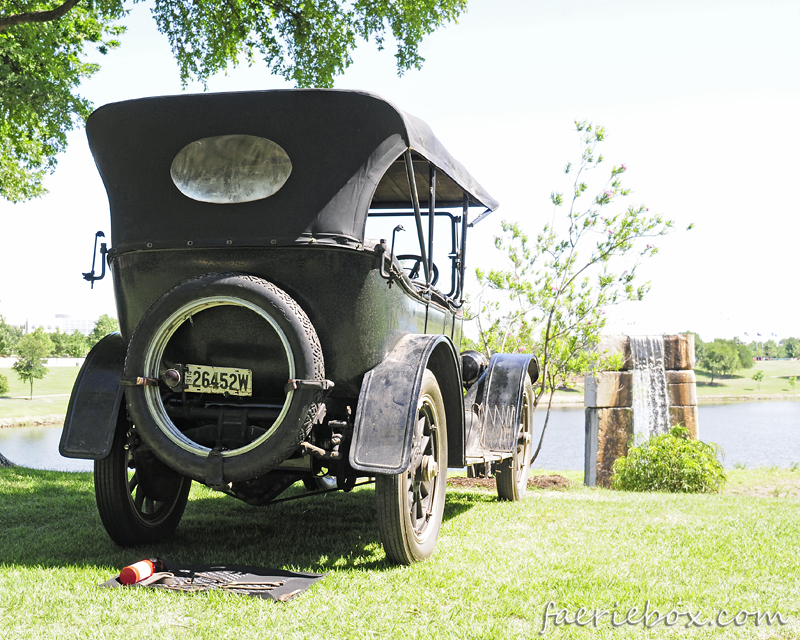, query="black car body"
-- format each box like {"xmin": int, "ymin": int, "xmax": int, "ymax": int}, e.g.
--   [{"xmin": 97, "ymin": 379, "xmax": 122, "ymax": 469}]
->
[{"xmin": 60, "ymin": 89, "xmax": 539, "ymax": 564}]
